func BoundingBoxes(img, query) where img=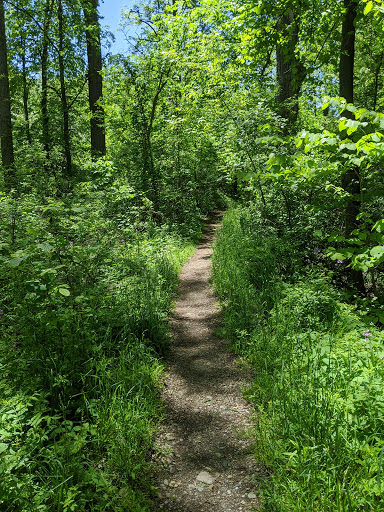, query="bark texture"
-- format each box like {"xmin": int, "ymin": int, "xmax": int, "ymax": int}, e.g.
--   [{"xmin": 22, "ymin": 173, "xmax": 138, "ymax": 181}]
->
[
  {"xmin": 339, "ymin": 0, "xmax": 357, "ymax": 105},
  {"xmin": 275, "ymin": 9, "xmax": 305, "ymax": 130},
  {"xmin": 58, "ymin": 0, "xmax": 72, "ymax": 175},
  {"xmin": 0, "ymin": 0, "xmax": 15, "ymax": 187},
  {"xmin": 339, "ymin": 0, "xmax": 359, "ymax": 237},
  {"xmin": 83, "ymin": 0, "xmax": 106, "ymax": 157},
  {"xmin": 41, "ymin": 0, "xmax": 52, "ymax": 163},
  {"xmin": 21, "ymin": 34, "xmax": 31, "ymax": 145},
  {"xmin": 339, "ymin": 0, "xmax": 365, "ymax": 292}
]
